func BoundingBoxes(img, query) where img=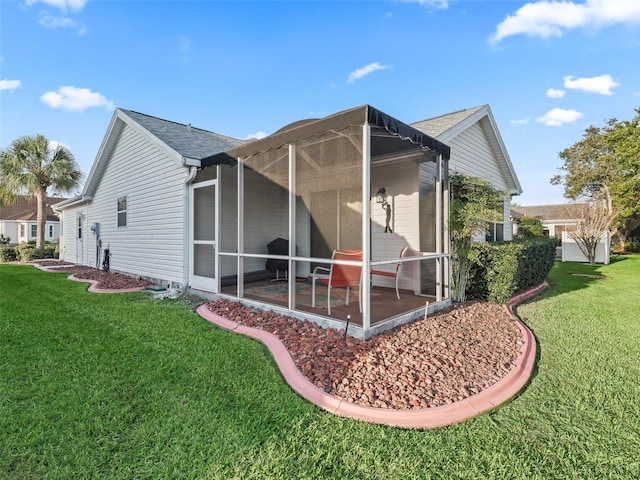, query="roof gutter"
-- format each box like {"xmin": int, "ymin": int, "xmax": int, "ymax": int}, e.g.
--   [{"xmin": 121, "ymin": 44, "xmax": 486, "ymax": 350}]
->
[
  {"xmin": 52, "ymin": 195, "xmax": 93, "ymax": 212},
  {"xmin": 182, "ymin": 157, "xmax": 201, "ymax": 168}
]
